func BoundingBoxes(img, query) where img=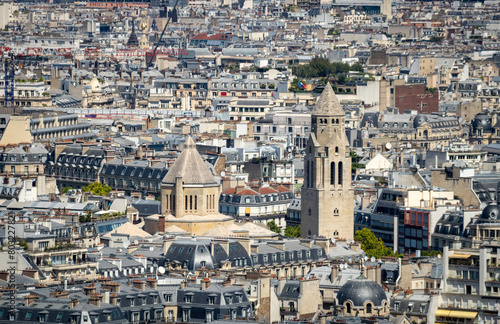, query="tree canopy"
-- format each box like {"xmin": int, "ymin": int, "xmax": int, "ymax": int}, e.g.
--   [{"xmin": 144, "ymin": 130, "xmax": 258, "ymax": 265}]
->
[
  {"xmin": 284, "ymin": 225, "xmax": 301, "ymax": 238},
  {"xmin": 291, "ymin": 57, "xmax": 363, "ymax": 78},
  {"xmin": 82, "ymin": 182, "xmax": 112, "ymax": 196},
  {"xmin": 267, "ymin": 220, "xmax": 281, "ymax": 234},
  {"xmin": 354, "ymin": 228, "xmax": 400, "ymax": 259}
]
